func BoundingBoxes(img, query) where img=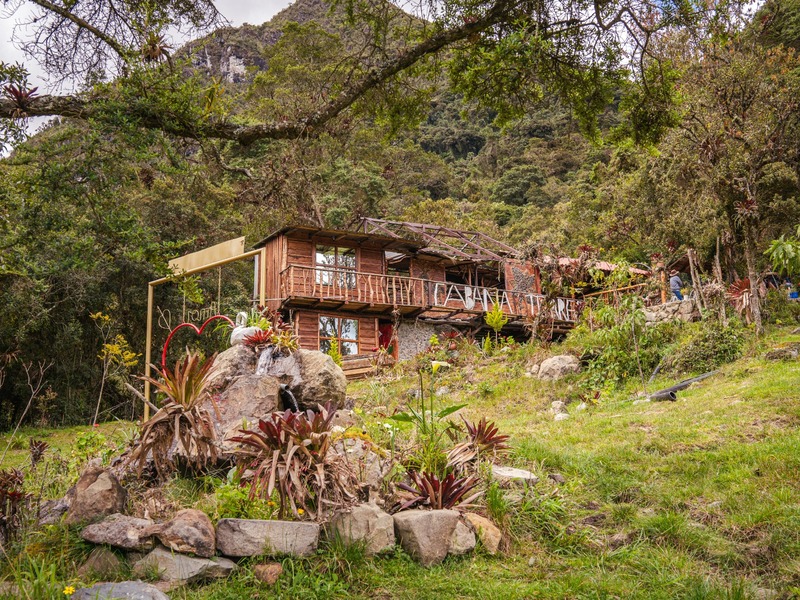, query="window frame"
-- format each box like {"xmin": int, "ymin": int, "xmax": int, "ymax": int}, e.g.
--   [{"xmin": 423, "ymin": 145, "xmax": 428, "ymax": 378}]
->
[
  {"xmin": 315, "ymin": 245, "xmax": 357, "ymax": 289},
  {"xmin": 318, "ymin": 315, "xmax": 360, "ymax": 356}
]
